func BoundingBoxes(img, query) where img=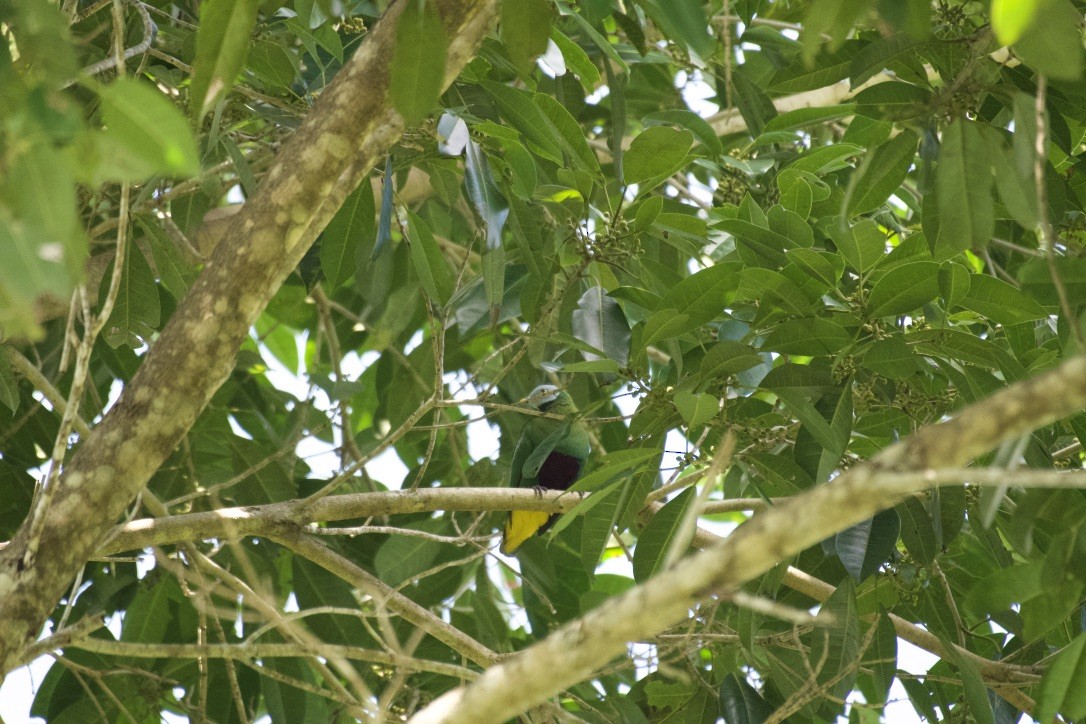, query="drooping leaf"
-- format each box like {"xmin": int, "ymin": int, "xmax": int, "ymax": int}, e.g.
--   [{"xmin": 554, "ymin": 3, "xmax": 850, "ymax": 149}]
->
[
  {"xmin": 390, "ymin": 0, "xmax": 448, "ymax": 124},
  {"xmin": 934, "ymin": 119, "xmax": 993, "ymax": 253},
  {"xmin": 1034, "ymin": 634, "xmax": 1086, "ymax": 723},
  {"xmin": 571, "ymin": 286, "xmax": 630, "ymax": 366},
  {"xmin": 98, "ymin": 244, "xmax": 162, "ymax": 349},
  {"xmin": 406, "ymin": 211, "xmax": 454, "ymax": 306},
  {"xmin": 190, "ymin": 0, "xmax": 261, "ymax": 120},
  {"xmin": 633, "ymin": 487, "xmax": 695, "ymax": 583},
  {"xmin": 322, "ymin": 182, "xmax": 376, "ymax": 290},
  {"xmin": 502, "ymin": 0, "xmax": 552, "ymax": 72},
  {"xmin": 846, "ymin": 129, "xmax": 917, "ymax": 216},
  {"xmin": 834, "ymin": 510, "xmax": 894, "ymax": 581}
]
